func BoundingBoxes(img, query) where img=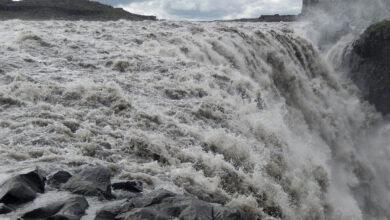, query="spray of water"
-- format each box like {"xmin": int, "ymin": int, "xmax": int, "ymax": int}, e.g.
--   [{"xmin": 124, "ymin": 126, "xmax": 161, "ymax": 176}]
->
[
  {"xmin": 0, "ymin": 1, "xmax": 389, "ymax": 219},
  {"xmin": 299, "ymin": 0, "xmax": 390, "ymax": 50},
  {"xmin": 297, "ymin": 1, "xmax": 390, "ymax": 219}
]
